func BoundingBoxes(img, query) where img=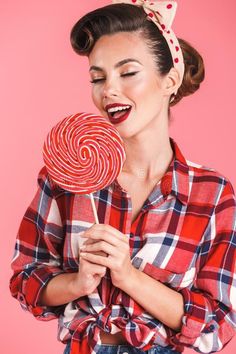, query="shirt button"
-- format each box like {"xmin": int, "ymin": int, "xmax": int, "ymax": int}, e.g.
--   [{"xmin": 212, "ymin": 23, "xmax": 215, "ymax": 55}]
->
[{"xmin": 161, "ymin": 175, "xmax": 172, "ymax": 196}]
